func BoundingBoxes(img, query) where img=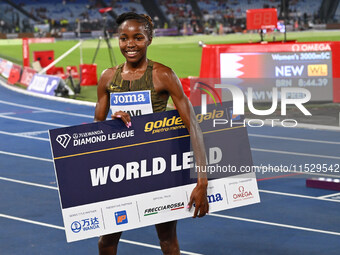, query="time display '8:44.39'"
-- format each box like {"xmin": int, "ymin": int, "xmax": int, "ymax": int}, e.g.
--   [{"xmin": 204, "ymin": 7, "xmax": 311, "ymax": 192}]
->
[{"xmin": 298, "ymin": 78, "xmax": 329, "ymax": 87}]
